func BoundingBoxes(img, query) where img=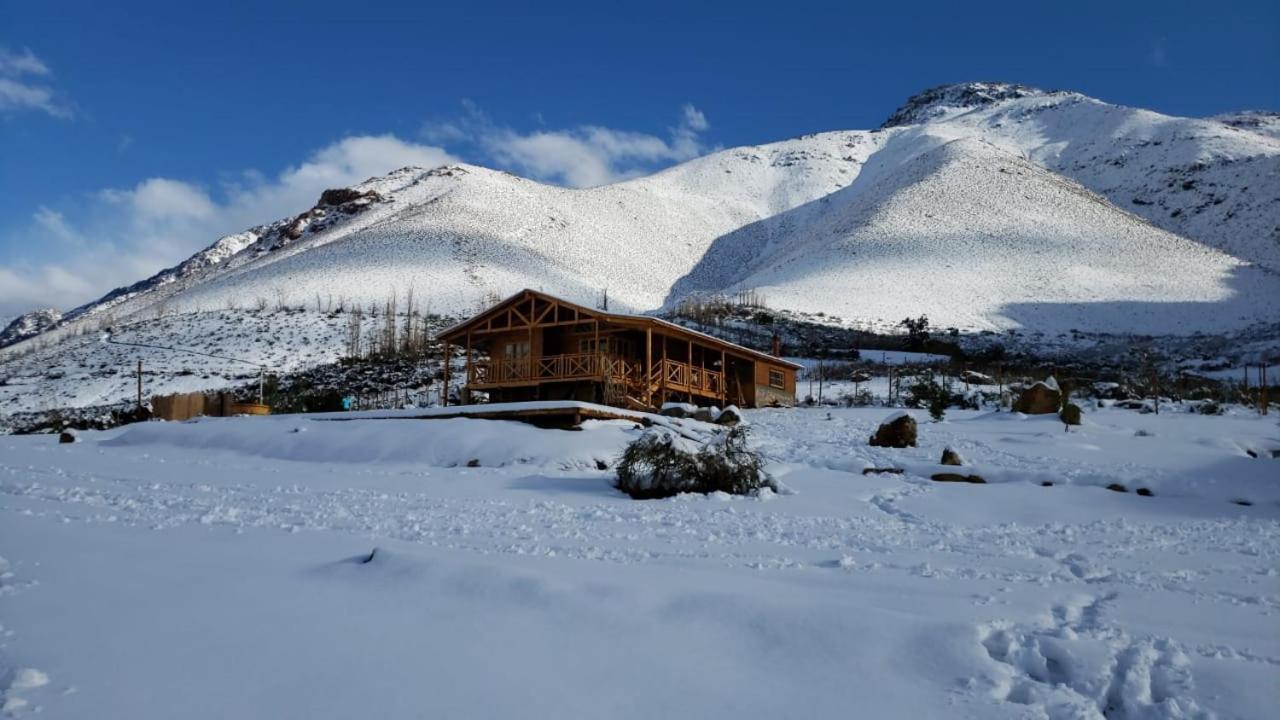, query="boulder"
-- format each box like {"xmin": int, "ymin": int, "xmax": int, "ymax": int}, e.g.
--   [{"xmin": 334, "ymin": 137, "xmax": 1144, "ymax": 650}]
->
[
  {"xmin": 1135, "ymin": 487, "xmax": 1154, "ymax": 497},
  {"xmin": 940, "ymin": 447, "xmax": 963, "ymax": 466},
  {"xmin": 714, "ymin": 406, "xmax": 743, "ymax": 426},
  {"xmin": 692, "ymin": 407, "xmax": 715, "ymax": 423},
  {"xmin": 660, "ymin": 402, "xmax": 697, "ymax": 419},
  {"xmin": 861, "ymin": 467, "xmax": 905, "ymax": 475},
  {"xmin": 1013, "ymin": 378, "xmax": 1061, "ymax": 414},
  {"xmin": 1106, "ymin": 483, "xmax": 1128, "ymax": 493},
  {"xmin": 1059, "ymin": 402, "xmax": 1082, "ymax": 426},
  {"xmin": 869, "ymin": 412, "xmax": 917, "ymax": 448},
  {"xmin": 58, "ymin": 430, "xmax": 76, "ymax": 444},
  {"xmin": 961, "ymin": 370, "xmax": 994, "ymax": 385},
  {"xmin": 318, "ymin": 187, "xmax": 381, "ymax": 207},
  {"xmin": 931, "ymin": 472, "xmax": 986, "ymax": 484}
]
